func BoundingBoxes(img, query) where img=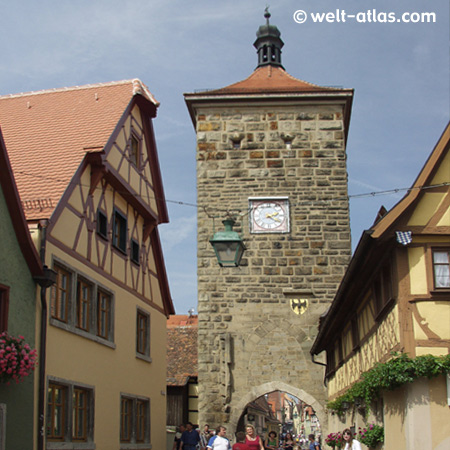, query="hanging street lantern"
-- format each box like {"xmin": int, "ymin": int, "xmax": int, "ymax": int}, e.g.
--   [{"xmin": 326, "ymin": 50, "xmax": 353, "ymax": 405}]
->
[{"xmin": 209, "ymin": 218, "xmax": 246, "ymax": 267}]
